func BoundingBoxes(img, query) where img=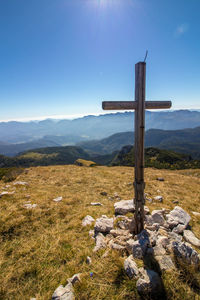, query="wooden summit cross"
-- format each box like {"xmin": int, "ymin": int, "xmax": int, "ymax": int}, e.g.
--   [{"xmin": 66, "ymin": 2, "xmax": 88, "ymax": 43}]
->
[{"xmin": 102, "ymin": 62, "xmax": 172, "ymax": 234}]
